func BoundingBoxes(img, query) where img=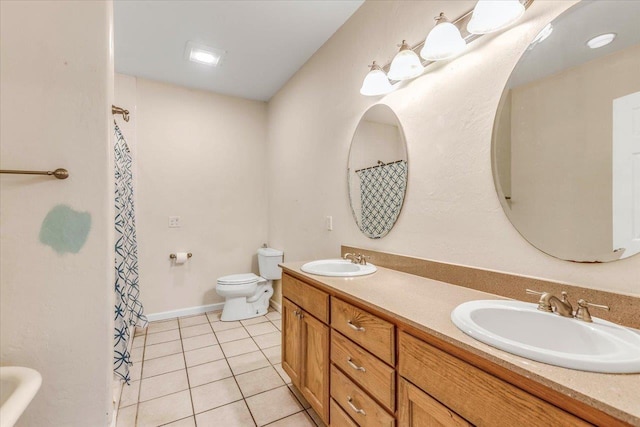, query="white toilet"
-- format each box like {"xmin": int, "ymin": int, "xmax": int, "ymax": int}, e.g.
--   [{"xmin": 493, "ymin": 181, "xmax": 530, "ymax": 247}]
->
[{"xmin": 216, "ymin": 247, "xmax": 283, "ymax": 321}]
